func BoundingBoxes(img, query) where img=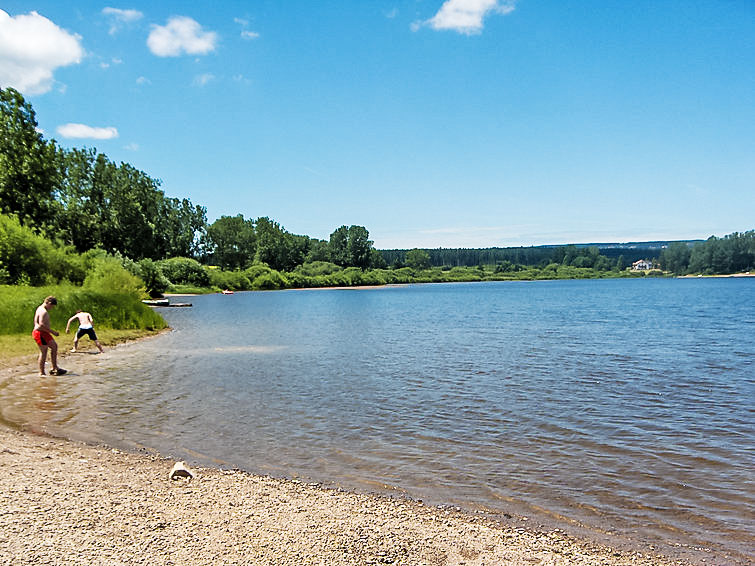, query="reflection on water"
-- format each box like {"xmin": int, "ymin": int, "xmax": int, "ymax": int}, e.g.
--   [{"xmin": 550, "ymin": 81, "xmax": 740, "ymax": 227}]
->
[{"xmin": 1, "ymin": 279, "xmax": 753, "ymax": 564}]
